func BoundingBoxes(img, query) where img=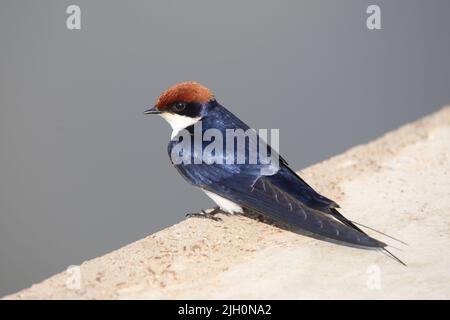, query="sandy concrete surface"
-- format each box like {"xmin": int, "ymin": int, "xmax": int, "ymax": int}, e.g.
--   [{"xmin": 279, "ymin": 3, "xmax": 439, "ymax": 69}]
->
[{"xmin": 3, "ymin": 106, "xmax": 450, "ymax": 299}]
